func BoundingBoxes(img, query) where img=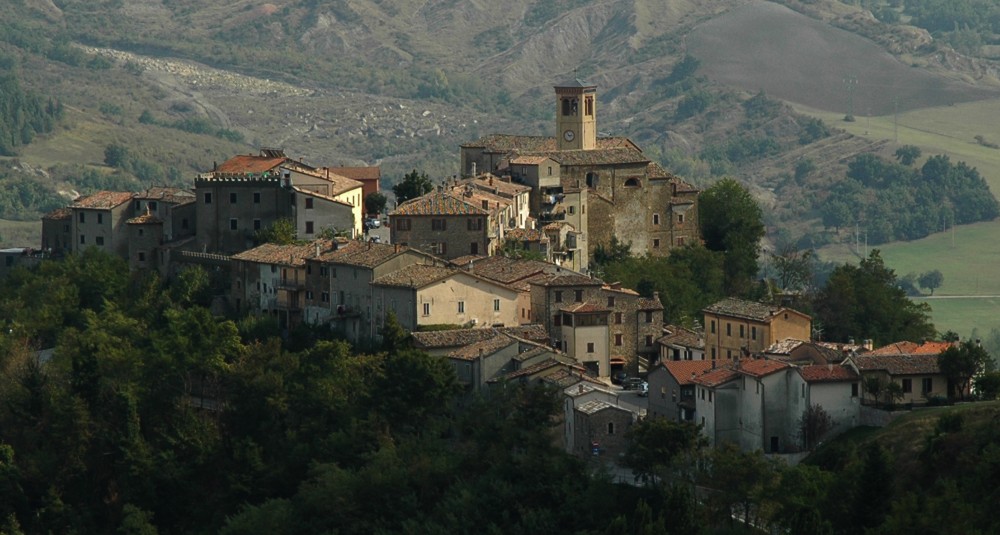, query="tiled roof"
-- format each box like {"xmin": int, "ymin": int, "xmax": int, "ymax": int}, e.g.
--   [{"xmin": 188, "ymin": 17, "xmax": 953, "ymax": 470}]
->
[
  {"xmin": 126, "ymin": 213, "xmax": 163, "ymax": 224},
  {"xmin": 524, "ymin": 148, "xmax": 649, "ymax": 167},
  {"xmin": 560, "ymin": 302, "xmax": 611, "ymax": 314},
  {"xmin": 449, "ymin": 254, "xmax": 485, "ymax": 267},
  {"xmin": 532, "ymin": 273, "xmax": 602, "ymax": 287},
  {"xmin": 326, "ymin": 166, "xmax": 380, "ymax": 181},
  {"xmin": 136, "ymin": 187, "xmax": 195, "ymax": 205},
  {"xmin": 638, "ymin": 296, "xmax": 664, "ymax": 311},
  {"xmin": 870, "ymin": 340, "xmax": 954, "ymax": 356},
  {"xmin": 658, "ymin": 325, "xmax": 705, "ymax": 350},
  {"xmin": 42, "ymin": 207, "xmax": 72, "ymax": 220},
  {"xmin": 505, "ymin": 228, "xmax": 547, "ymax": 242},
  {"xmin": 504, "ymin": 324, "xmax": 550, "ymax": 344},
  {"xmin": 692, "ymin": 367, "xmax": 739, "ymax": 387},
  {"xmin": 576, "ymin": 399, "xmax": 627, "ymax": 415},
  {"xmin": 514, "ymin": 345, "xmax": 553, "ymax": 362},
  {"xmin": 447, "ymin": 334, "xmax": 517, "ymax": 361},
  {"xmin": 471, "ymin": 174, "xmax": 531, "ymax": 195},
  {"xmin": 798, "ymin": 364, "xmax": 858, "ymax": 383},
  {"xmin": 411, "ymin": 324, "xmax": 549, "ymax": 349},
  {"xmin": 494, "ymin": 358, "xmax": 567, "ymax": 381},
  {"xmin": 391, "ymin": 191, "xmax": 487, "ymax": 216},
  {"xmin": 662, "ymin": 360, "xmax": 714, "ymax": 385},
  {"xmin": 292, "ymin": 186, "xmax": 353, "ymax": 207},
  {"xmin": 462, "ymin": 134, "xmax": 637, "ymax": 152},
  {"xmin": 313, "ymin": 240, "xmax": 410, "ymax": 268},
  {"xmin": 510, "ymin": 155, "xmax": 552, "ymax": 165},
  {"xmin": 736, "ymin": 359, "xmax": 790, "ymax": 378},
  {"xmin": 703, "ymin": 298, "xmax": 809, "ymax": 322},
  {"xmin": 232, "ymin": 240, "xmax": 331, "ymax": 267},
  {"xmin": 215, "ymin": 154, "xmax": 287, "ymax": 174},
  {"xmin": 555, "ymin": 373, "xmax": 610, "ymax": 392},
  {"xmin": 71, "ymin": 191, "xmax": 134, "ymax": 209},
  {"xmin": 556, "ymin": 78, "xmax": 595, "ymax": 88},
  {"xmin": 764, "ymin": 339, "xmax": 810, "ymax": 355},
  {"xmin": 458, "ymin": 256, "xmax": 550, "ymax": 285},
  {"xmin": 853, "ymin": 354, "xmax": 941, "ymax": 375},
  {"xmin": 372, "ymin": 264, "xmax": 456, "ymax": 288}
]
